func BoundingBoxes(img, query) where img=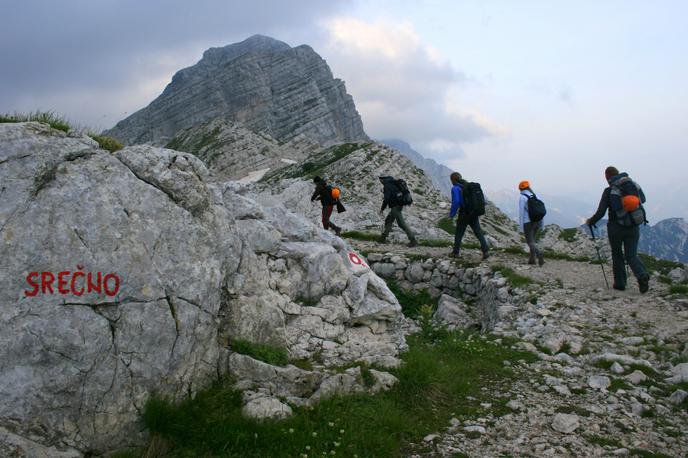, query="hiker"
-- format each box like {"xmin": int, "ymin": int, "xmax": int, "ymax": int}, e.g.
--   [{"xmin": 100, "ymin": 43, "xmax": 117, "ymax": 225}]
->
[
  {"xmin": 586, "ymin": 166, "xmax": 650, "ymax": 293},
  {"xmin": 378, "ymin": 175, "xmax": 417, "ymax": 247},
  {"xmin": 449, "ymin": 172, "xmax": 489, "ymax": 260},
  {"xmin": 311, "ymin": 176, "xmax": 342, "ymax": 236},
  {"xmin": 518, "ymin": 180, "xmax": 545, "ymax": 266}
]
